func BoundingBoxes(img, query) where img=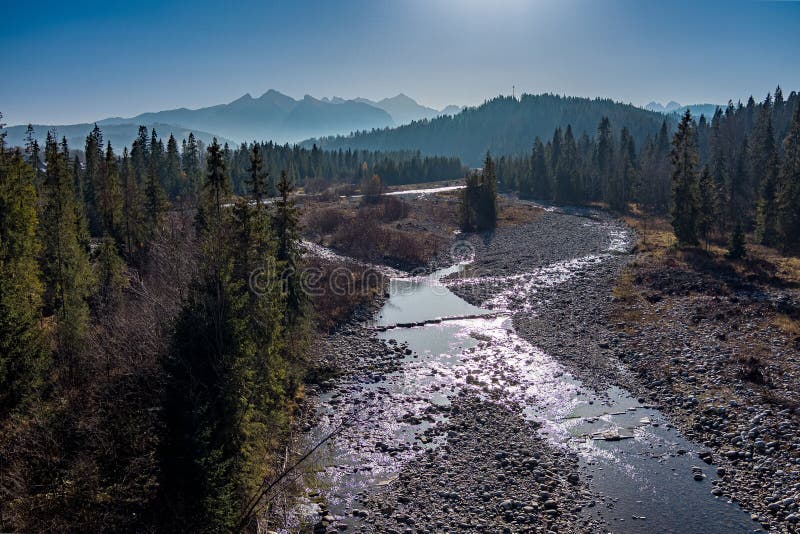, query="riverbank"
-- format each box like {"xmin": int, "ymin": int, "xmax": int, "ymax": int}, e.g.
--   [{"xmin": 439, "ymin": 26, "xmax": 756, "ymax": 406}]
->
[{"xmin": 609, "ymin": 216, "xmax": 800, "ymax": 532}]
